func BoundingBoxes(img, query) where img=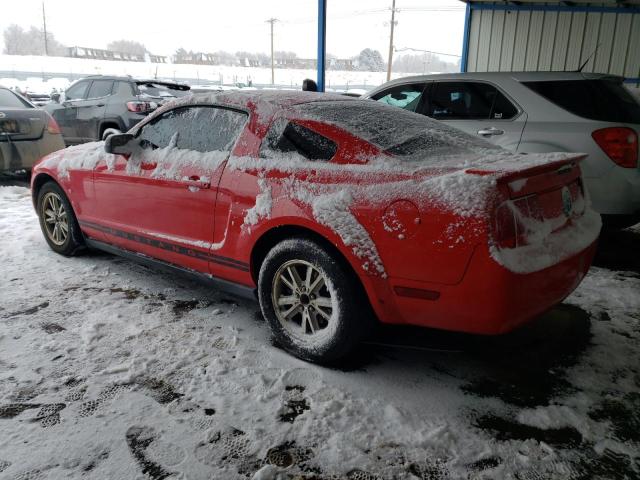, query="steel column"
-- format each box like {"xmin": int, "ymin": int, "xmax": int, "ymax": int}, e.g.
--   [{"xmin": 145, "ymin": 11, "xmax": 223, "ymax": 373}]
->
[{"xmin": 317, "ymin": 0, "xmax": 327, "ymax": 92}]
